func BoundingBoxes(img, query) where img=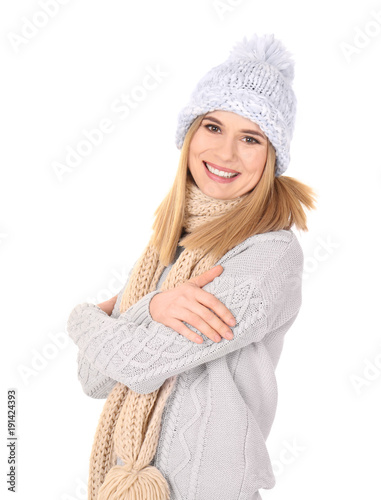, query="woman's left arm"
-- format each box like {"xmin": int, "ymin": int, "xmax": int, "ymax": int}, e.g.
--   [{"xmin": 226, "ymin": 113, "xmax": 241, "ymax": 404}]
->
[
  {"xmin": 74, "ymin": 289, "xmax": 124, "ymax": 398},
  {"xmin": 72, "ymin": 263, "xmax": 135, "ymax": 398}
]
